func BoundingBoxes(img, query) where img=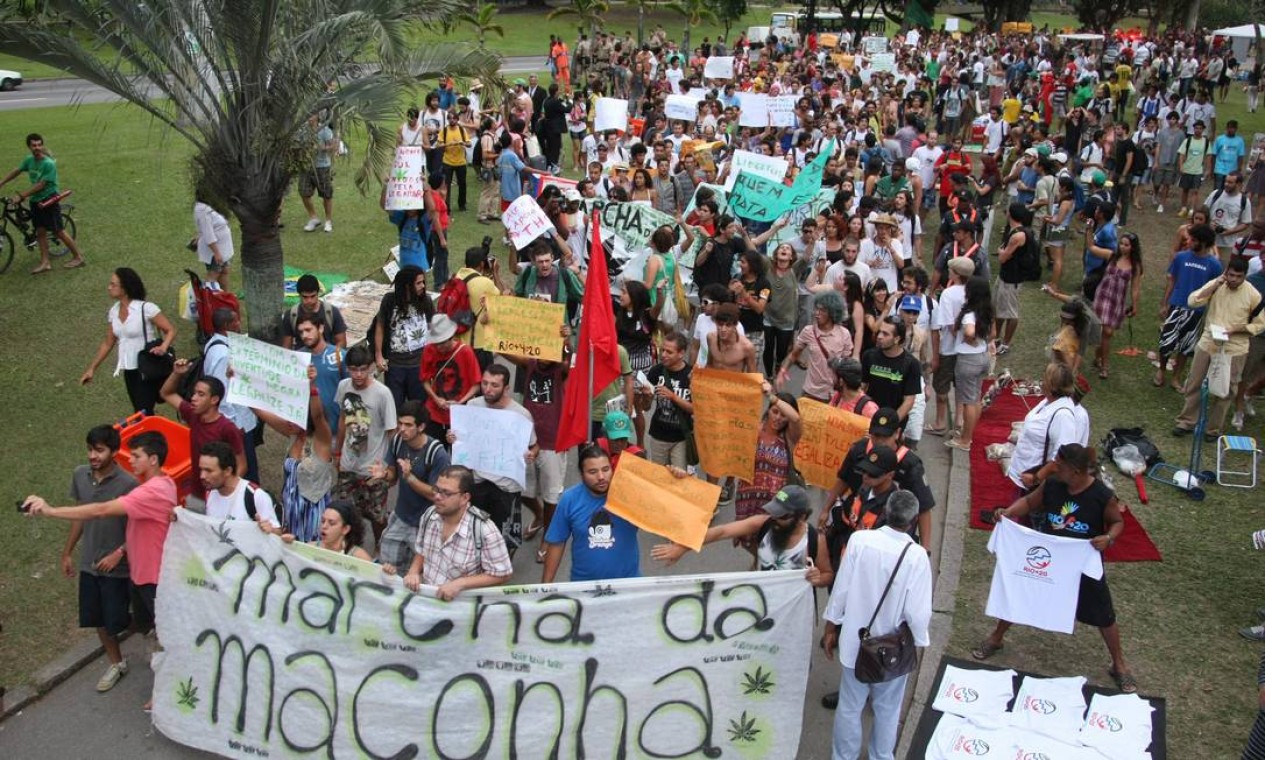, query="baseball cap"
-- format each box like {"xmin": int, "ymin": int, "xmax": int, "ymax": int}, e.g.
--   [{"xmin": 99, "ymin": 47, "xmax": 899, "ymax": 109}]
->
[
  {"xmin": 1091, "ymin": 170, "xmax": 1107, "ymax": 186},
  {"xmin": 869, "ymin": 408, "xmax": 901, "ymax": 437},
  {"xmin": 1022, "ymin": 103, "xmax": 1035, "ymax": 113},
  {"xmin": 899, "ymin": 294, "xmax": 922, "ymax": 313},
  {"xmin": 1051, "ymin": 151, "xmax": 1068, "ymax": 163},
  {"xmin": 761, "ymin": 485, "xmax": 811, "ymax": 518},
  {"xmin": 855, "ymin": 444, "xmax": 898, "ymax": 477},
  {"xmin": 947, "ymin": 256, "xmax": 976, "ymax": 277},
  {"xmin": 603, "ymin": 411, "xmax": 634, "ymax": 441},
  {"xmin": 1024, "ymin": 147, "xmax": 1039, "ymax": 158}
]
